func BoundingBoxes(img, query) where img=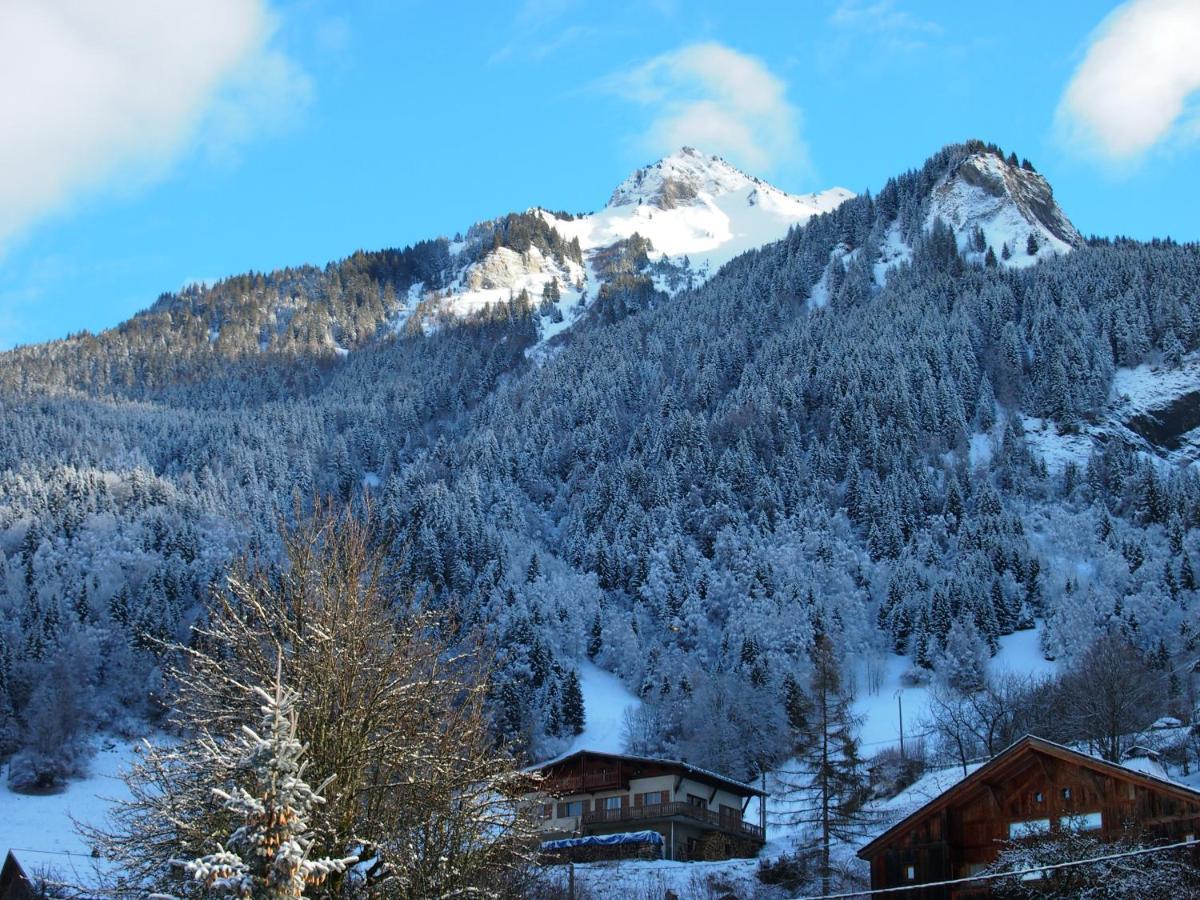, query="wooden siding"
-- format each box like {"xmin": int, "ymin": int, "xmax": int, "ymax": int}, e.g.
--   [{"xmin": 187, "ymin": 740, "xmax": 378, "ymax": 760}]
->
[{"xmin": 859, "ymin": 737, "xmax": 1200, "ymax": 899}]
